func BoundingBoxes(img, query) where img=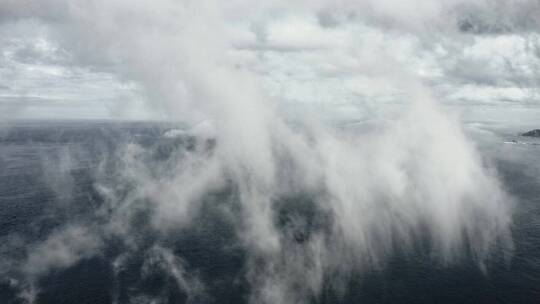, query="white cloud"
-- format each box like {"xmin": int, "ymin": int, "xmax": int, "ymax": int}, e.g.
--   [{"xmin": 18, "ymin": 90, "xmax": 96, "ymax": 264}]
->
[
  {"xmin": 1, "ymin": 0, "xmax": 540, "ymax": 121},
  {"xmin": 0, "ymin": 1, "xmax": 534, "ymax": 303}
]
